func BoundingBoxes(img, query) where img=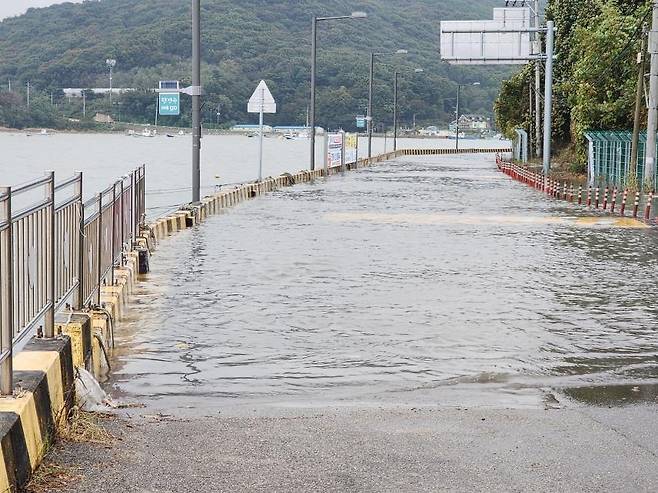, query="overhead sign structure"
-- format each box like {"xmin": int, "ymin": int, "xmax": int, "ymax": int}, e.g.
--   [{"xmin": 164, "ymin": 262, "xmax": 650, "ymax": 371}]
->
[
  {"xmin": 440, "ymin": 8, "xmax": 532, "ymax": 65},
  {"xmin": 248, "ymin": 80, "xmax": 277, "ymax": 182},
  {"xmin": 439, "ymin": 5, "xmax": 555, "ymax": 176},
  {"xmin": 159, "ymin": 92, "xmax": 180, "ymax": 116}
]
